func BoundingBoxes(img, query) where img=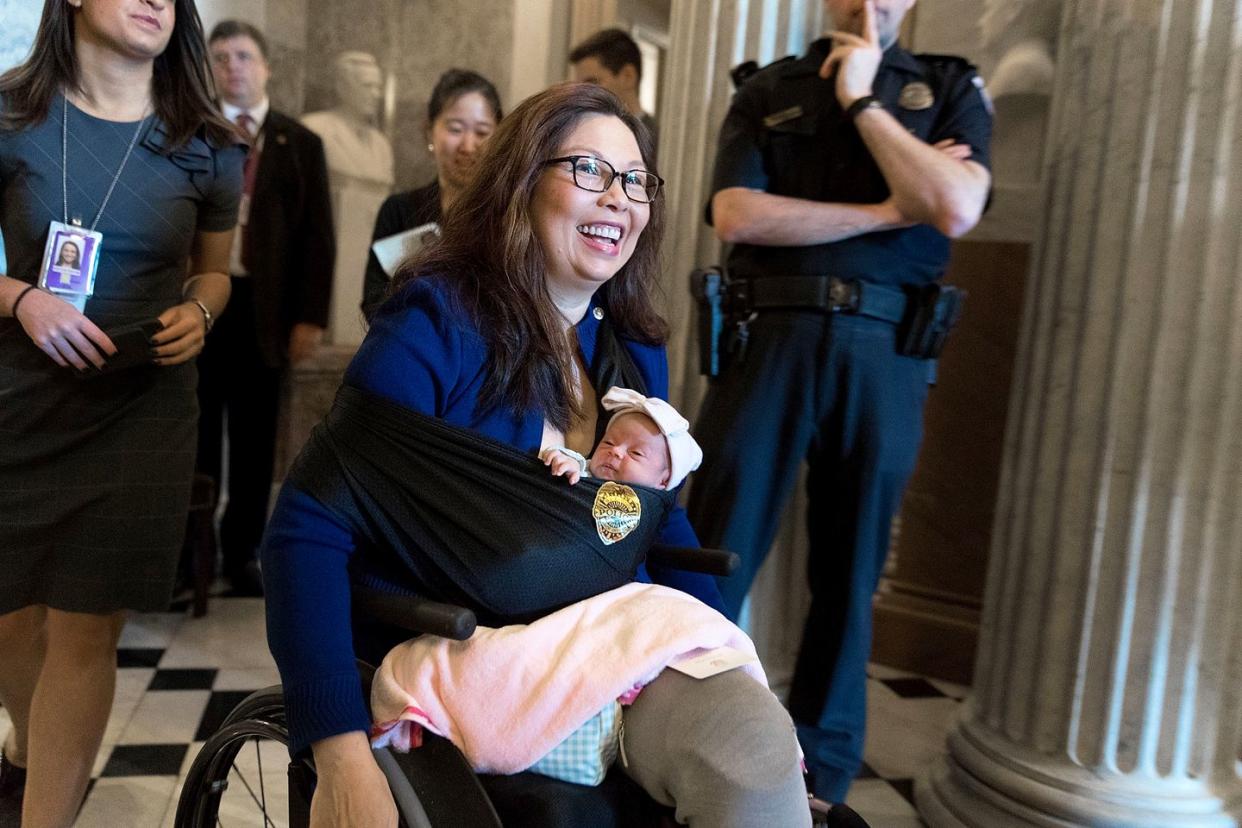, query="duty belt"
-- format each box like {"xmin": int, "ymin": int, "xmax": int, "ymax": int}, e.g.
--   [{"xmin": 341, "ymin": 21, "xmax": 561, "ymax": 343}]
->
[{"xmin": 728, "ymin": 276, "xmax": 908, "ymax": 324}]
